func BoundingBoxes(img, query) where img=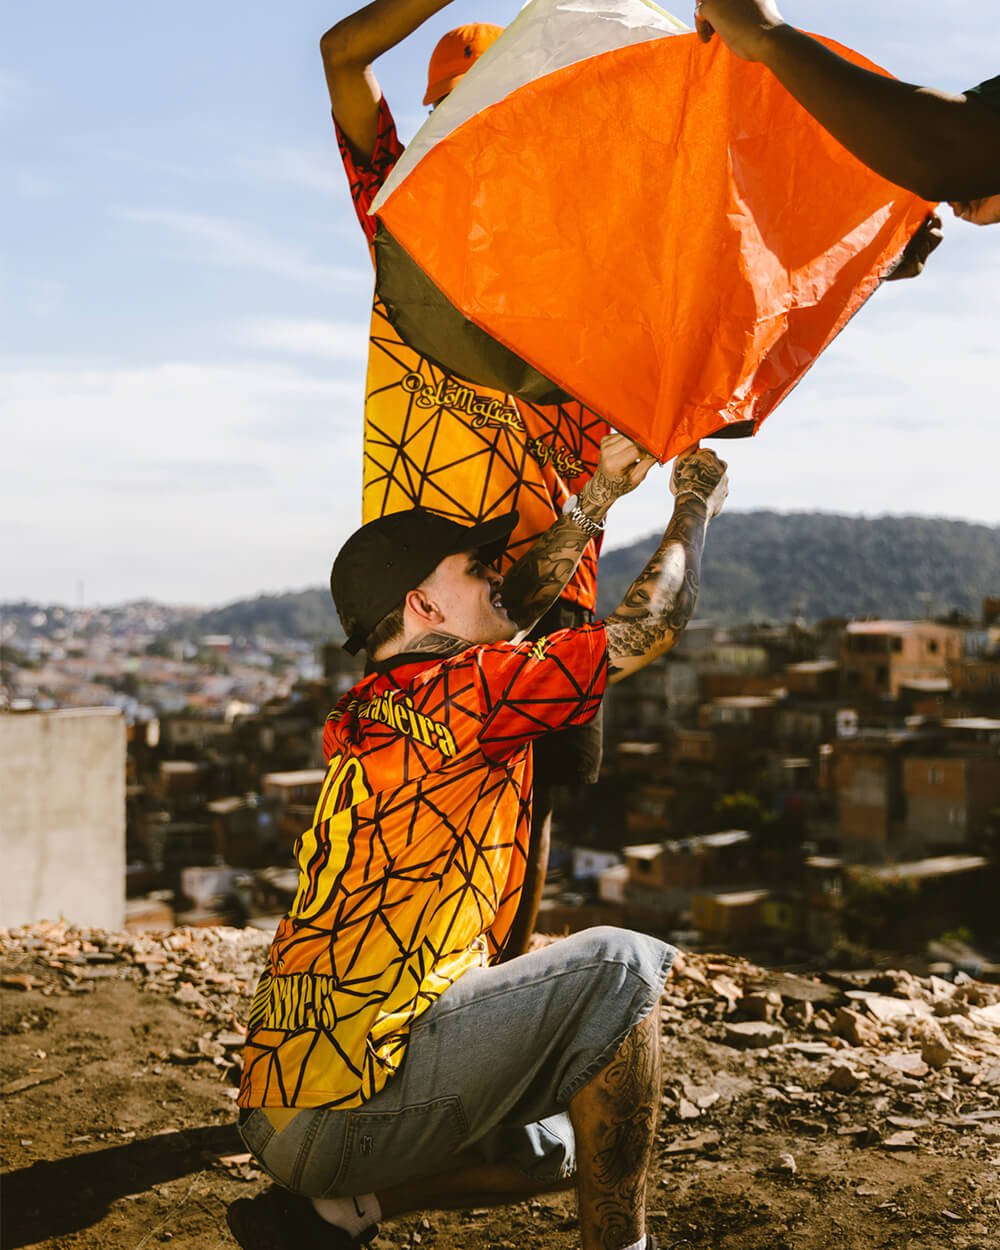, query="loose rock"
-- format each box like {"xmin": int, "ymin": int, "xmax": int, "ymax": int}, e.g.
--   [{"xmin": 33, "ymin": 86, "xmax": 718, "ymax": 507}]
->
[
  {"xmin": 824, "ymin": 1062, "xmax": 866, "ymax": 1094},
  {"xmin": 724, "ymin": 1021, "xmax": 785, "ymax": 1050},
  {"xmin": 832, "ymin": 1007, "xmax": 880, "ymax": 1047}
]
